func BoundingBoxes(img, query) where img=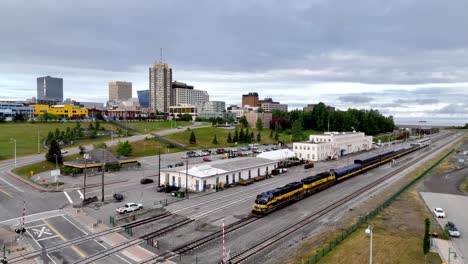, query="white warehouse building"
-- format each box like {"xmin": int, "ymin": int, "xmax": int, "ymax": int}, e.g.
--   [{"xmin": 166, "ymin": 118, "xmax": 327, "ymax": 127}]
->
[
  {"xmin": 159, "ymin": 157, "xmax": 279, "ymax": 192},
  {"xmin": 293, "ymin": 132, "xmax": 373, "ymax": 161}
]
